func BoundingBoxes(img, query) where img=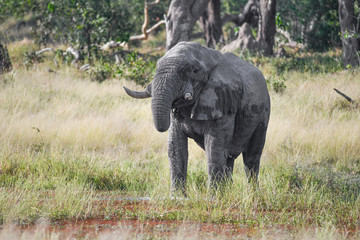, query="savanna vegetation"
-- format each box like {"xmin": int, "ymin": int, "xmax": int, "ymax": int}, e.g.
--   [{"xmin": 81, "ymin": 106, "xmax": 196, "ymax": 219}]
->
[{"xmin": 0, "ymin": 0, "xmax": 360, "ymax": 239}]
